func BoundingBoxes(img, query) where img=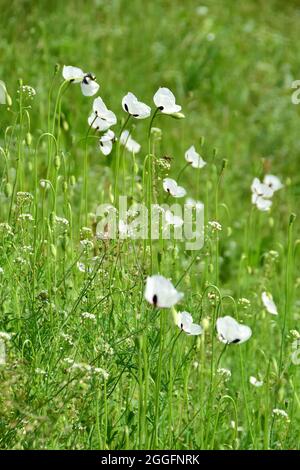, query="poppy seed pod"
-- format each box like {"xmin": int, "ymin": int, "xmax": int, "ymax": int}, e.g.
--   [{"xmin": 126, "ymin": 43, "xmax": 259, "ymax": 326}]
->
[
  {"xmin": 170, "ymin": 112, "xmax": 185, "ymax": 120},
  {"xmin": 4, "ymin": 182, "xmax": 12, "ymax": 198},
  {"xmin": 26, "ymin": 132, "xmax": 32, "ymax": 146},
  {"xmin": 54, "ymin": 155, "xmax": 61, "ymax": 170}
]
